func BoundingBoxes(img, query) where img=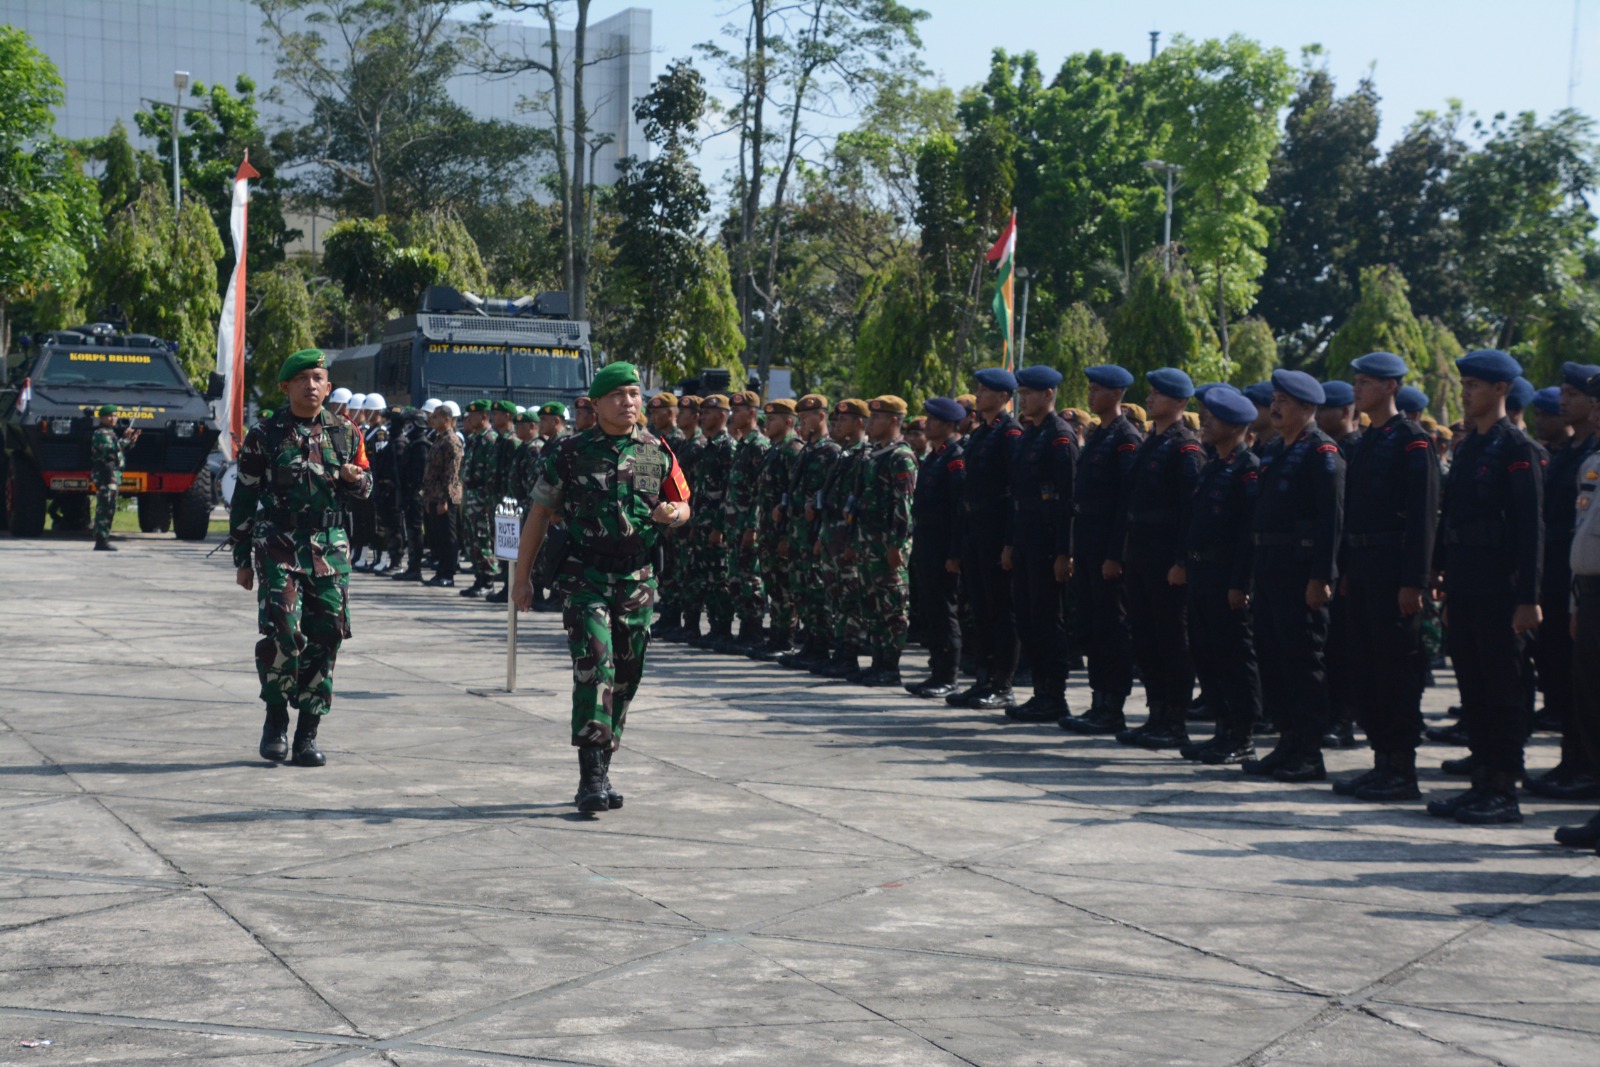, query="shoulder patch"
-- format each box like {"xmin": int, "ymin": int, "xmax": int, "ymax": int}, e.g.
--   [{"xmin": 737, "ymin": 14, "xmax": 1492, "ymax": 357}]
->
[
  {"xmin": 1405, "ymin": 440, "xmax": 1431, "ymax": 452},
  {"xmin": 1508, "ymin": 460, "xmax": 1531, "ymax": 473},
  {"xmin": 1117, "ymin": 442, "xmax": 1138, "ymax": 453},
  {"xmin": 1317, "ymin": 443, "xmax": 1338, "ymax": 454},
  {"xmin": 1179, "ymin": 443, "xmax": 1201, "ymax": 454},
  {"xmin": 1006, "ymin": 428, "xmax": 1023, "ymax": 438}
]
